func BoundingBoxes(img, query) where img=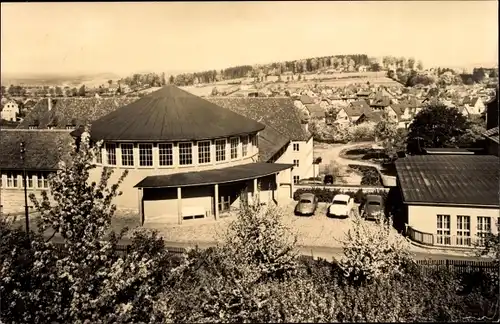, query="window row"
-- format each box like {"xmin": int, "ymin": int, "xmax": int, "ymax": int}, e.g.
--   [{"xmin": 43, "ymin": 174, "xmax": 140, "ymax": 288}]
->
[
  {"xmin": 436, "ymin": 214, "xmax": 498, "ymax": 246},
  {"xmin": 1, "ymin": 173, "xmax": 50, "ymax": 189},
  {"xmin": 96, "ymin": 135, "xmax": 257, "ymax": 167}
]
